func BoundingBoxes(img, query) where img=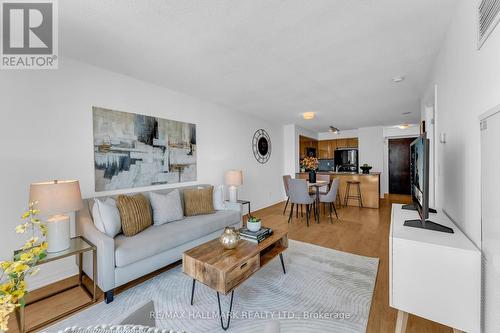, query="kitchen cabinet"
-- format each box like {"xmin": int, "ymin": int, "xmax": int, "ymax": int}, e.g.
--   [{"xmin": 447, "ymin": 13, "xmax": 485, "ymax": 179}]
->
[
  {"xmin": 299, "ymin": 135, "xmax": 318, "ymax": 159},
  {"xmin": 318, "ymin": 140, "xmax": 330, "ymax": 159},
  {"xmin": 328, "ymin": 140, "xmax": 337, "ymax": 156},
  {"xmin": 347, "ymin": 138, "xmax": 358, "ymax": 148},
  {"xmin": 296, "ymin": 172, "xmax": 380, "ymax": 208},
  {"xmin": 300, "ymin": 137, "xmax": 358, "ymax": 160},
  {"xmin": 317, "ymin": 138, "xmax": 357, "ymax": 156},
  {"xmin": 336, "ymin": 139, "xmax": 348, "ymax": 149}
]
